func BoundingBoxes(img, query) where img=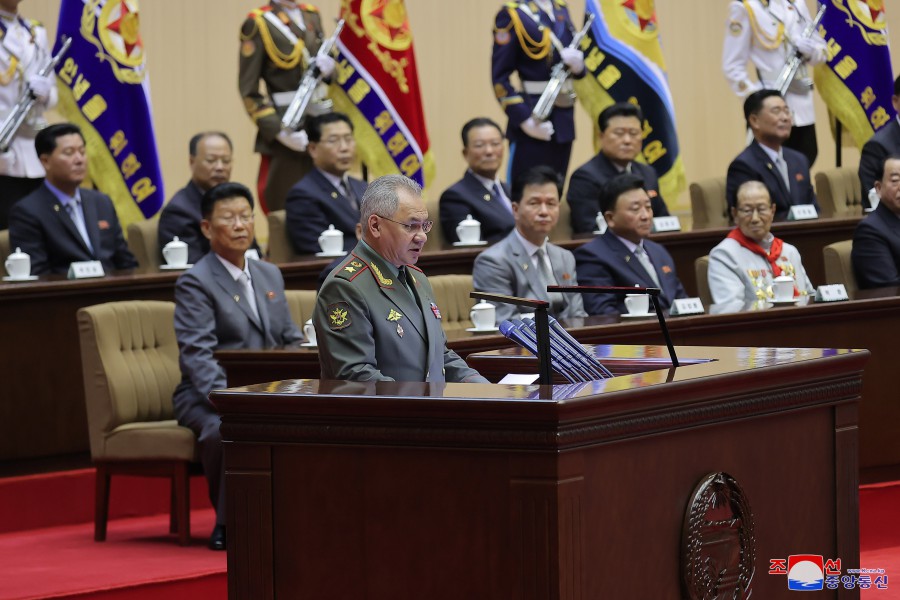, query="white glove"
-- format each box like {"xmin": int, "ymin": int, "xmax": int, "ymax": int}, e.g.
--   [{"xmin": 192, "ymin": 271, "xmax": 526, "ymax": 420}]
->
[
  {"xmin": 276, "ymin": 129, "xmax": 309, "ymax": 152},
  {"xmin": 27, "ymin": 74, "xmax": 53, "ymax": 102},
  {"xmin": 315, "ymin": 54, "xmax": 336, "ymax": 78},
  {"xmin": 794, "ymin": 37, "xmax": 819, "ymax": 60},
  {"xmin": 520, "ymin": 116, "xmax": 554, "ymax": 141},
  {"xmin": 560, "ymin": 47, "xmax": 585, "ymax": 74}
]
